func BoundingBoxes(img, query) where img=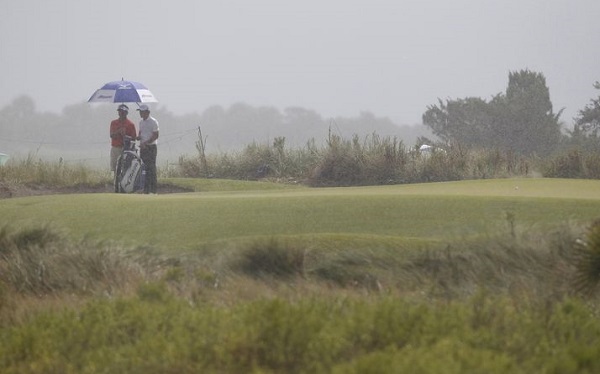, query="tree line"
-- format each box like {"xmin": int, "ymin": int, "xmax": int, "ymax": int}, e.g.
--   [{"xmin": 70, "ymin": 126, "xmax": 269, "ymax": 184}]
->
[
  {"xmin": 1, "ymin": 68, "xmax": 599, "ymax": 165},
  {"xmin": 422, "ymin": 69, "xmax": 600, "ymax": 156}
]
